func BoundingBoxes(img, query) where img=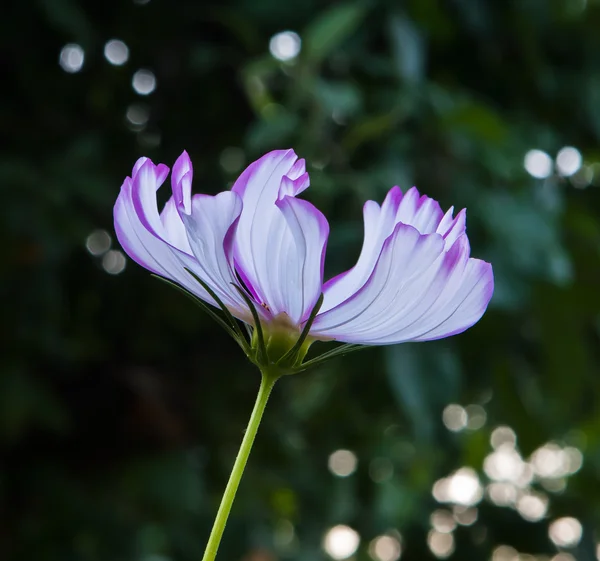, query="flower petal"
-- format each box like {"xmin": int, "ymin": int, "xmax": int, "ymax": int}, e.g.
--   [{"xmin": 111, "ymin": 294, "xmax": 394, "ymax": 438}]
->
[
  {"xmin": 321, "ymin": 186, "xmax": 464, "ymax": 313},
  {"xmin": 114, "ymin": 177, "xmax": 169, "ymax": 277},
  {"xmin": 312, "ymin": 223, "xmax": 493, "ymax": 344},
  {"xmin": 438, "ymin": 207, "xmax": 467, "ymax": 248},
  {"xmin": 114, "ymin": 173, "xmax": 209, "ymax": 302},
  {"xmin": 274, "ymin": 196, "xmax": 329, "ymax": 324},
  {"xmin": 321, "ymin": 187, "xmax": 403, "ymax": 313},
  {"xmin": 160, "ymin": 196, "xmax": 192, "ymax": 253},
  {"xmin": 178, "ymin": 191, "xmax": 256, "ymax": 319},
  {"xmin": 231, "ymin": 149, "xmax": 313, "ymax": 318},
  {"xmin": 130, "ymin": 159, "xmax": 171, "ymax": 239},
  {"xmin": 172, "ymin": 150, "xmax": 193, "ymax": 214},
  {"xmin": 395, "ymin": 186, "xmax": 444, "ymax": 233},
  {"xmin": 312, "ymin": 223, "xmax": 446, "ymax": 342},
  {"xmin": 115, "ymin": 157, "xmax": 251, "ymax": 319},
  {"xmin": 411, "ymin": 257, "xmax": 493, "ymax": 341}
]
